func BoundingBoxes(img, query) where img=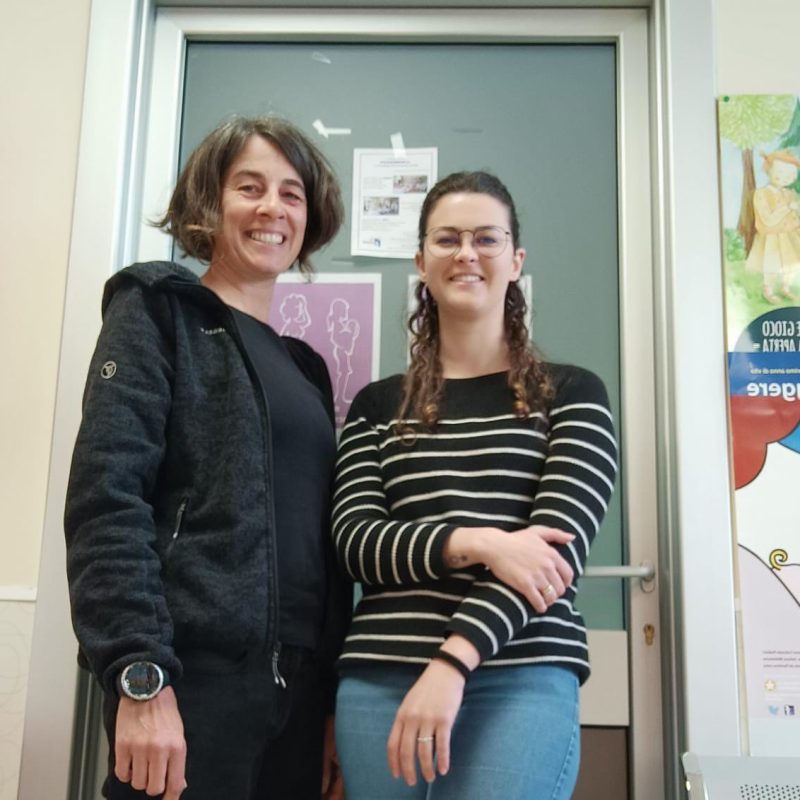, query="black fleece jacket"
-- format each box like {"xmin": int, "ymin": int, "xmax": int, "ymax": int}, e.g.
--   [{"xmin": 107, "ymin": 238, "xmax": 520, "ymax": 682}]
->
[{"xmin": 65, "ymin": 261, "xmax": 352, "ymax": 701}]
